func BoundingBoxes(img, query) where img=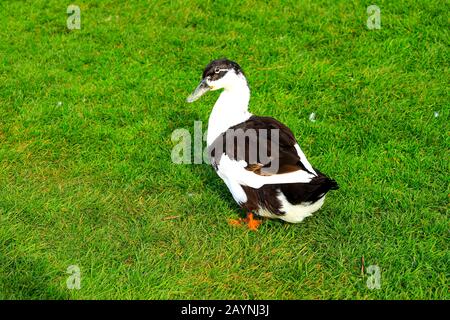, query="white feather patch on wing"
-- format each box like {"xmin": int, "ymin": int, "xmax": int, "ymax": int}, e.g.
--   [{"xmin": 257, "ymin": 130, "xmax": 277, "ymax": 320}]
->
[
  {"xmin": 217, "ymin": 154, "xmax": 315, "ymax": 189},
  {"xmin": 294, "ymin": 144, "xmax": 316, "ymax": 175},
  {"xmin": 216, "ymin": 169, "xmax": 248, "ymax": 204}
]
